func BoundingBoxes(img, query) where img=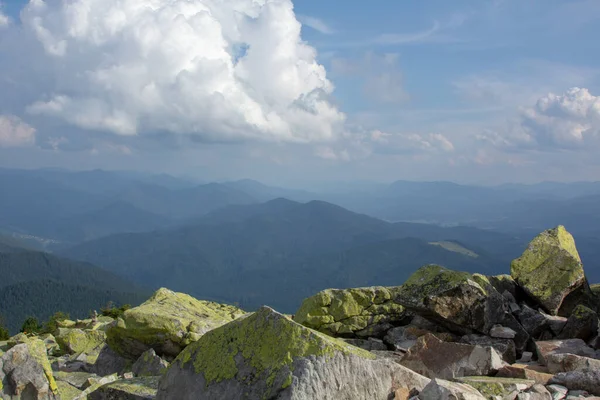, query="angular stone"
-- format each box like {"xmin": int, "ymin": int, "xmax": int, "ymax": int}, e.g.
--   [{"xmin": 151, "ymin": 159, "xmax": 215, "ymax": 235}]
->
[
  {"xmin": 92, "ymin": 345, "xmax": 129, "ymax": 376},
  {"xmin": 156, "ymin": 306, "xmax": 430, "ymax": 400},
  {"xmin": 535, "ymin": 339, "xmax": 596, "ymax": 365},
  {"xmin": 551, "ymin": 368, "xmax": 600, "ymax": 396},
  {"xmin": 490, "ymin": 325, "xmax": 517, "ymax": 339},
  {"xmin": 88, "ymin": 376, "xmax": 159, "ymax": 400},
  {"xmin": 455, "ymin": 376, "xmax": 535, "ymax": 398},
  {"xmin": 56, "ymin": 380, "xmax": 83, "ymax": 400},
  {"xmin": 520, "ymin": 352, "xmax": 533, "ymax": 363},
  {"xmin": 106, "ymin": 288, "xmax": 245, "ymax": 359},
  {"xmin": 419, "ymin": 378, "xmax": 486, "ymax": 400},
  {"xmin": 384, "ymin": 325, "xmax": 435, "ymax": 351},
  {"xmin": 489, "ymin": 274, "xmax": 520, "ymax": 299},
  {"xmin": 496, "ymin": 365, "xmax": 554, "ymax": 385},
  {"xmin": 516, "ymin": 305, "xmax": 552, "ymax": 338},
  {"xmin": 132, "ymin": 348, "xmax": 170, "ymax": 377},
  {"xmin": 557, "ymin": 305, "xmax": 599, "ymax": 341},
  {"xmin": 501, "ymin": 313, "xmax": 531, "ymax": 353},
  {"xmin": 56, "ymin": 329, "xmax": 106, "ymax": 356},
  {"xmin": 517, "ymin": 384, "xmax": 552, "ymax": 400},
  {"xmin": 460, "ymin": 334, "xmax": 517, "ymax": 364},
  {"xmin": 545, "ymin": 353, "xmax": 600, "ymax": 374},
  {"xmin": 294, "ymin": 286, "xmax": 405, "ymax": 337},
  {"xmin": 510, "ymin": 226, "xmax": 585, "ymax": 315},
  {"xmin": 73, "ymin": 373, "xmax": 118, "ymax": 399},
  {"xmin": 0, "ymin": 338, "xmax": 60, "ymax": 400},
  {"xmin": 395, "ymin": 265, "xmax": 507, "ymax": 335},
  {"xmin": 53, "ymin": 371, "xmax": 101, "ymax": 390},
  {"xmin": 400, "ymin": 333, "xmax": 506, "ymax": 380}
]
